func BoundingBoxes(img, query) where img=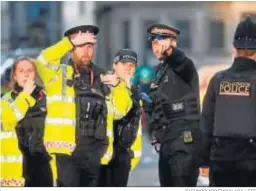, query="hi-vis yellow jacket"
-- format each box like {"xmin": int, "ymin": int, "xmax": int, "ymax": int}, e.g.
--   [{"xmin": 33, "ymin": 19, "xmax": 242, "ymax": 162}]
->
[
  {"xmin": 111, "ymin": 86, "xmax": 143, "ymax": 171},
  {"xmin": 35, "ymin": 37, "xmax": 132, "ymax": 165},
  {"xmin": 1, "ymin": 91, "xmax": 37, "ymax": 187},
  {"xmin": 131, "ymin": 99, "xmax": 143, "ymax": 171},
  {"xmin": 130, "ymin": 115, "xmax": 142, "ymax": 171}
]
